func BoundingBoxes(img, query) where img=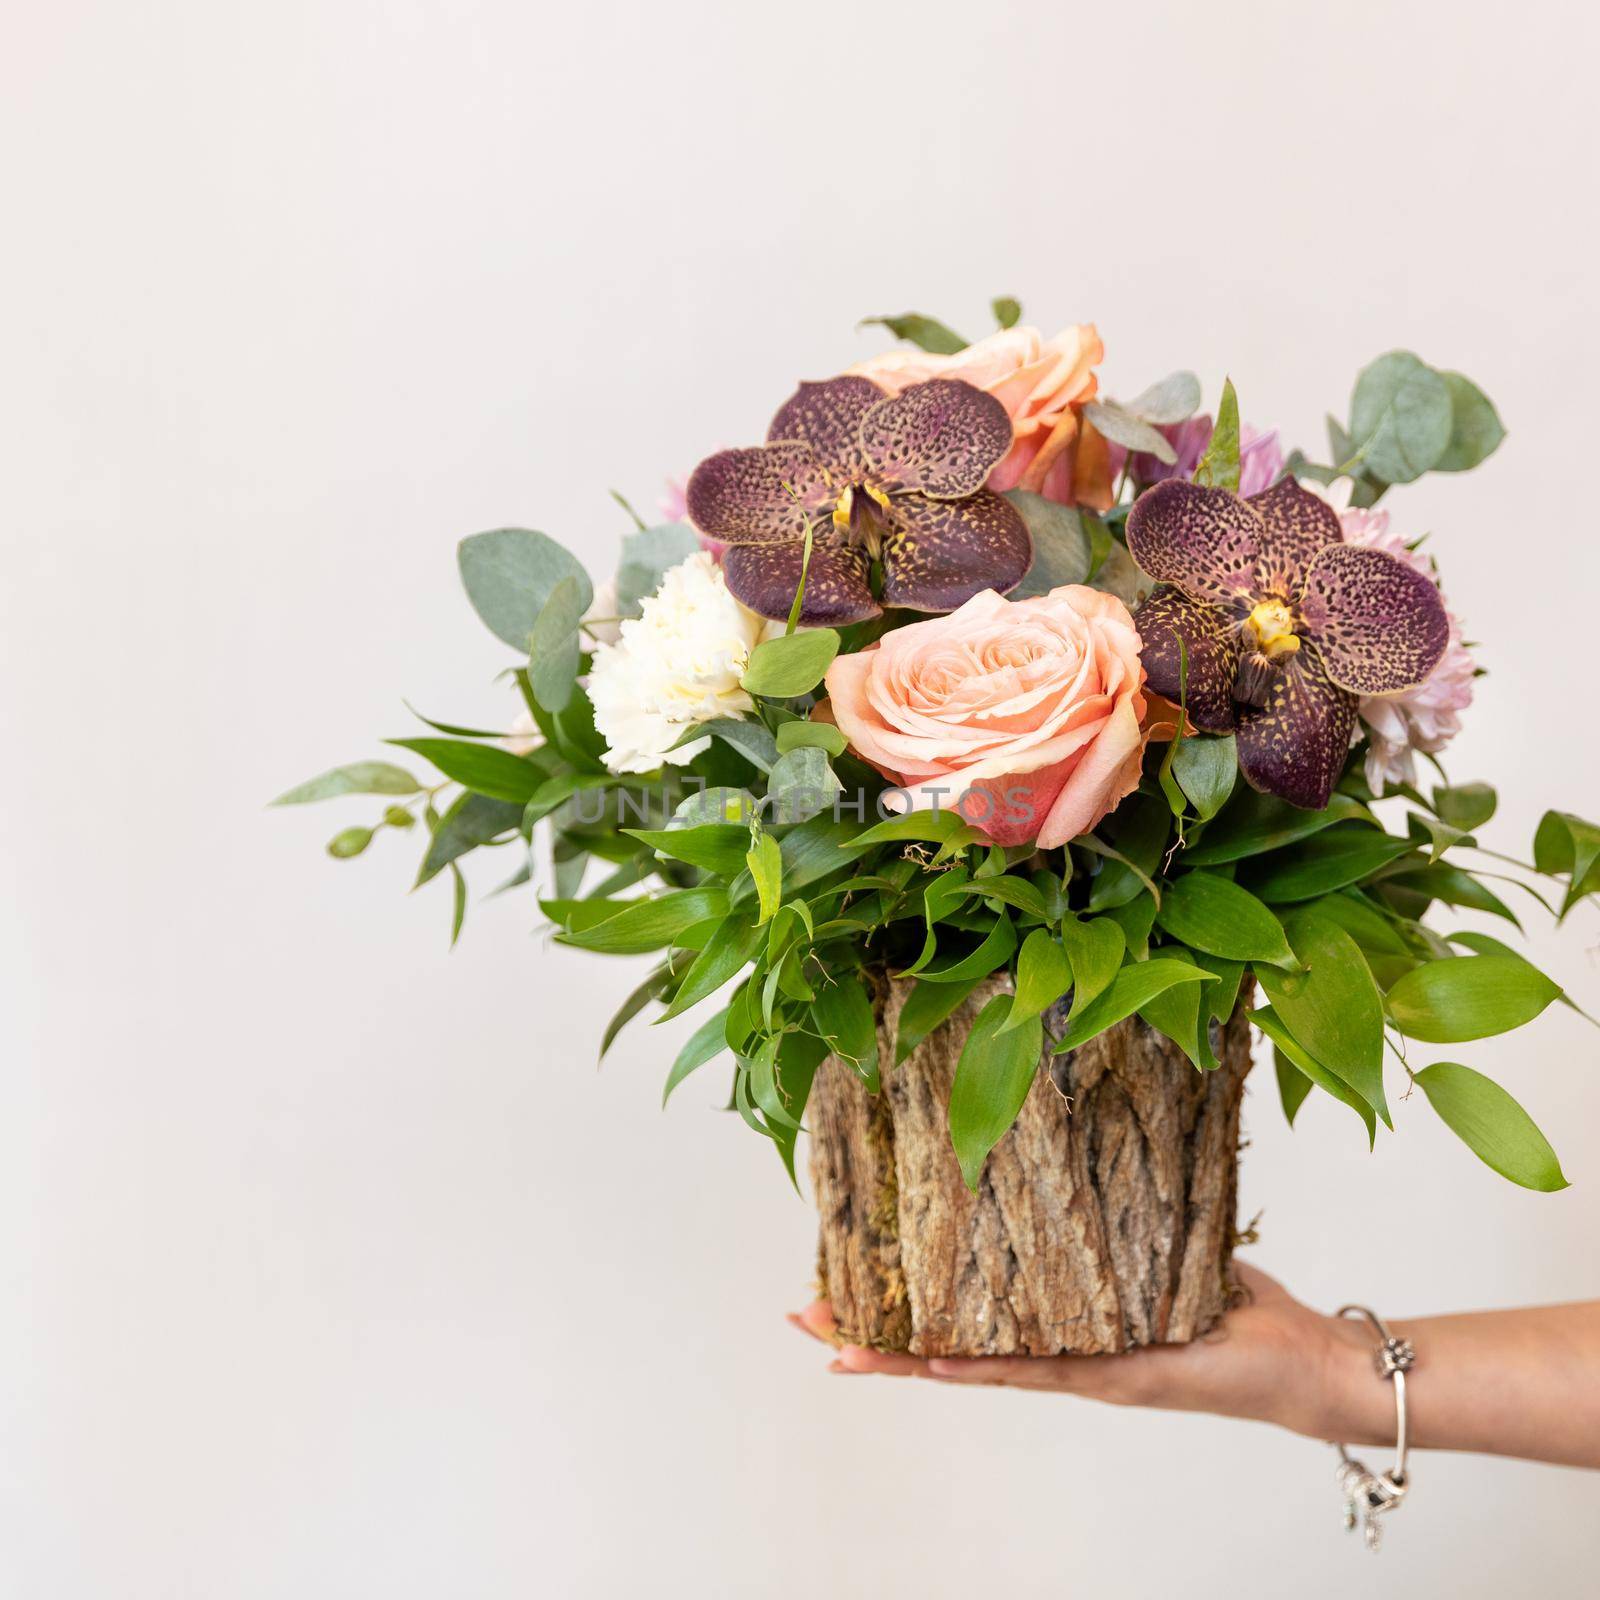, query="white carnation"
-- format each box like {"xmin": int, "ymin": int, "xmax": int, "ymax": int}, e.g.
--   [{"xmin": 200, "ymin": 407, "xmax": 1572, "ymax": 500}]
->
[{"xmin": 588, "ymin": 551, "xmax": 766, "ymax": 774}]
